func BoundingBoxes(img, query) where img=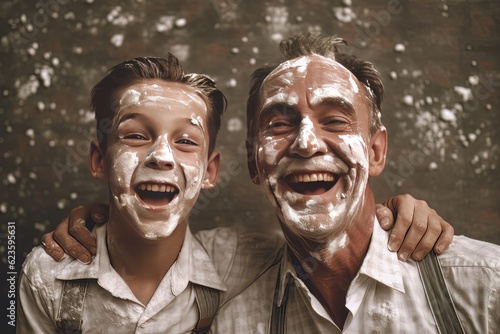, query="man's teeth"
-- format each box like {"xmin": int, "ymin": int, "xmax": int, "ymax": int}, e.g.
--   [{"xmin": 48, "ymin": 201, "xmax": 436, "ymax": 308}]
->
[
  {"xmin": 291, "ymin": 173, "xmax": 334, "ymax": 183},
  {"xmin": 138, "ymin": 184, "xmax": 176, "ymax": 193}
]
